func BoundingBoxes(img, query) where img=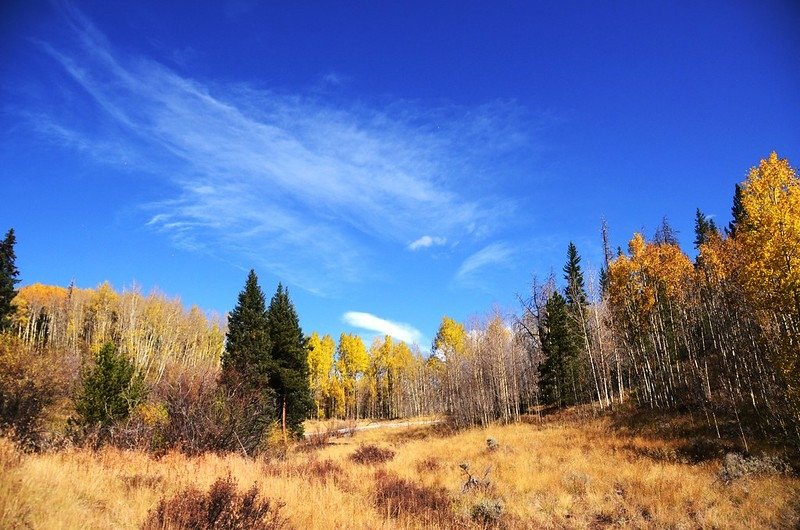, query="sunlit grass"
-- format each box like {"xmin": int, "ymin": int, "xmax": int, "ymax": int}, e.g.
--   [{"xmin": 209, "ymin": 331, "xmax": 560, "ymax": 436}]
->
[{"xmin": 1, "ymin": 414, "xmax": 798, "ymax": 529}]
